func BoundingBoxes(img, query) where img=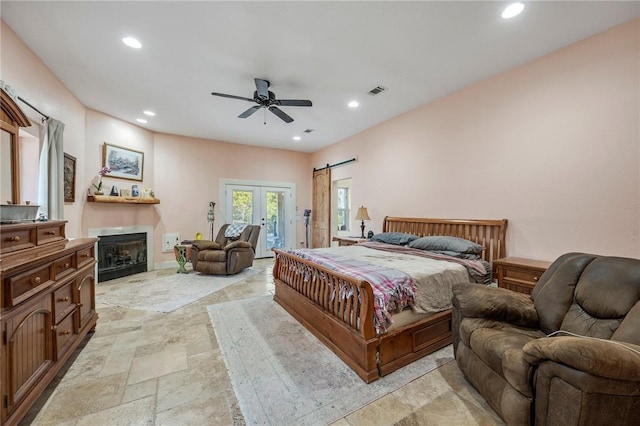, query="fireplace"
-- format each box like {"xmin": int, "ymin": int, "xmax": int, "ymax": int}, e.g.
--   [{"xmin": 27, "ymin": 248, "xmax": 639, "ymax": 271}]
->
[
  {"xmin": 97, "ymin": 233, "xmax": 147, "ymax": 282},
  {"xmin": 89, "ymin": 226, "xmax": 155, "ymax": 282}
]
